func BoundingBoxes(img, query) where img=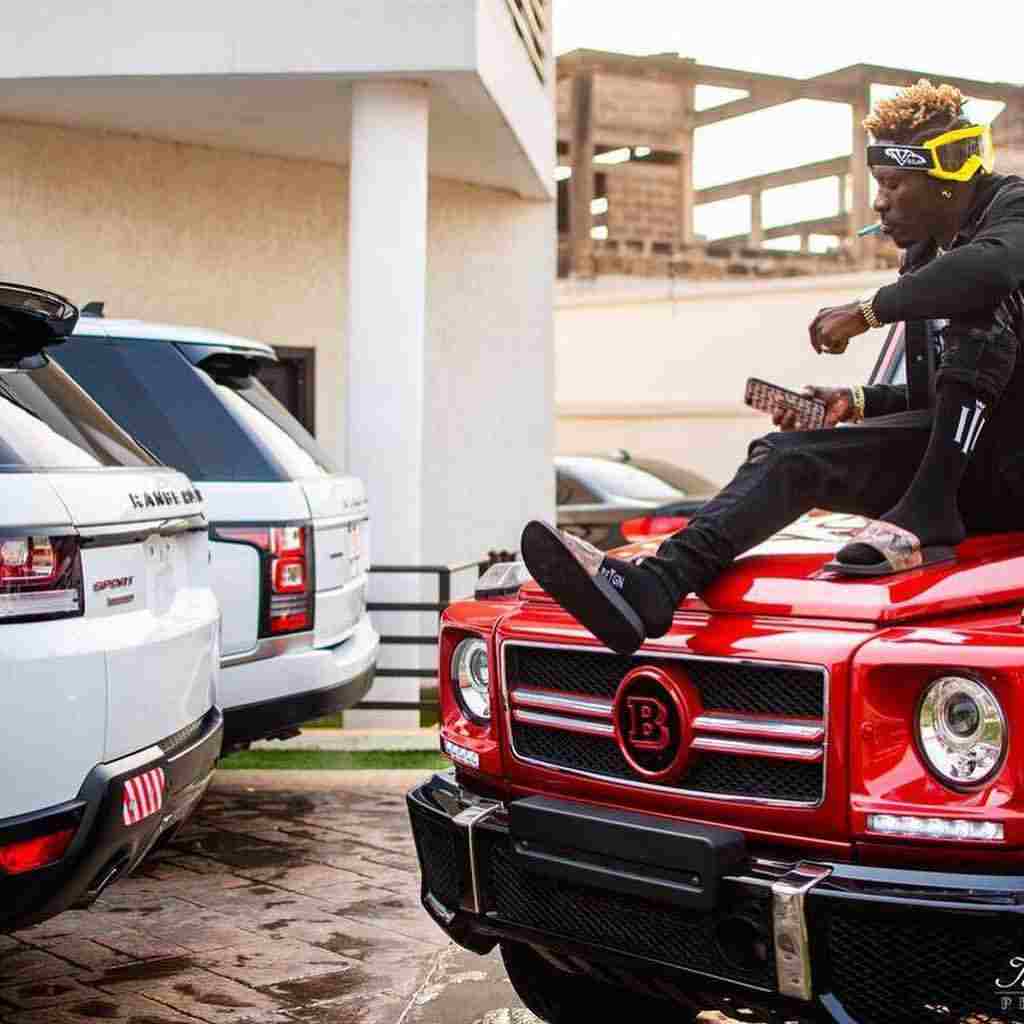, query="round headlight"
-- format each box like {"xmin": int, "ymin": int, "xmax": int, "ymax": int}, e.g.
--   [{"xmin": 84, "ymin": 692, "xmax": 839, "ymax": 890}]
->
[
  {"xmin": 917, "ymin": 676, "xmax": 1006, "ymax": 789},
  {"xmin": 451, "ymin": 637, "xmax": 490, "ymax": 722}
]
